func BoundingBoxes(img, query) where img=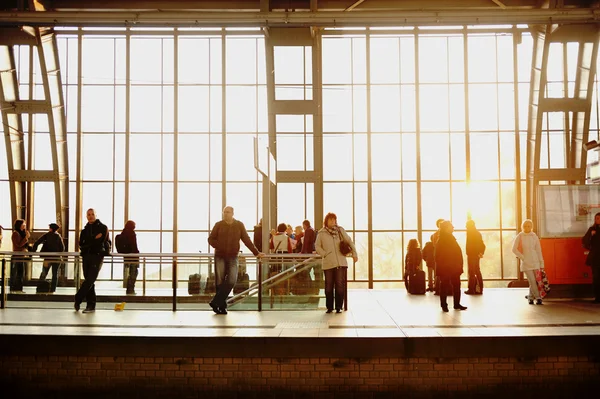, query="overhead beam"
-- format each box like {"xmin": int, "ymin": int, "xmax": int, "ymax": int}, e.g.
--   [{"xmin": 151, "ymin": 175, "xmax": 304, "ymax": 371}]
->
[
  {"xmin": 491, "ymin": 0, "xmax": 506, "ymax": 8},
  {"xmin": 346, "ymin": 0, "xmax": 367, "ymax": 11},
  {"xmin": 1, "ymin": 8, "xmax": 599, "ymax": 27}
]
